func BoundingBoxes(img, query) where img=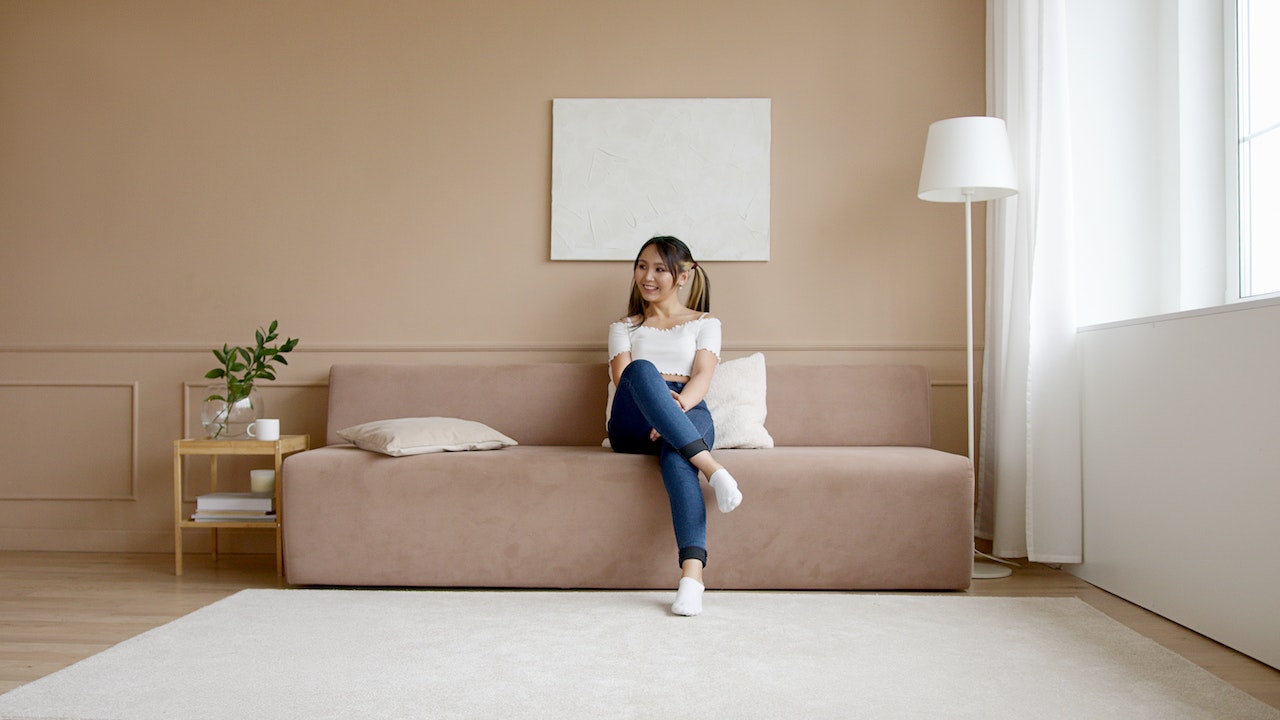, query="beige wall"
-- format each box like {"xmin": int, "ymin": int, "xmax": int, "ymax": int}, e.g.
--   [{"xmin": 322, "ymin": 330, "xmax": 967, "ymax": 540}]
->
[{"xmin": 0, "ymin": 0, "xmax": 986, "ymax": 552}]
